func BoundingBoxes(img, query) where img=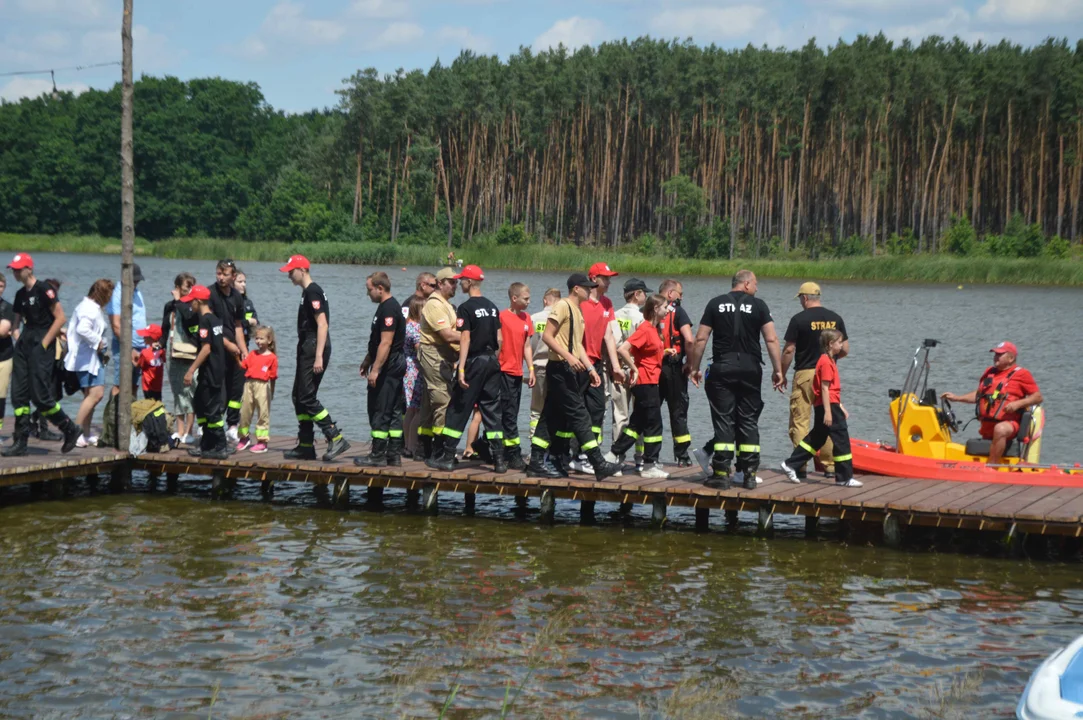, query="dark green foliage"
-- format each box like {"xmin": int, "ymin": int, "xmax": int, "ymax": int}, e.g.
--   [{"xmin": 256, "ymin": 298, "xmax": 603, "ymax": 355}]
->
[
  {"xmin": 1046, "ymin": 235, "xmax": 1071, "ymax": 259},
  {"xmin": 494, "ymin": 222, "xmax": 529, "ymax": 246},
  {"xmin": 944, "ymin": 216, "xmax": 977, "ymax": 256}
]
